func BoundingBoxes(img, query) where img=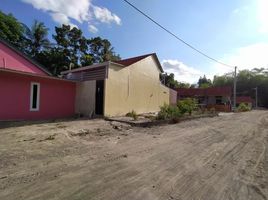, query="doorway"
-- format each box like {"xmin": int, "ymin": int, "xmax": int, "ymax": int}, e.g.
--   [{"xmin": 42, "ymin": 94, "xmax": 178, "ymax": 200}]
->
[{"xmin": 95, "ymin": 80, "xmax": 104, "ymax": 115}]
